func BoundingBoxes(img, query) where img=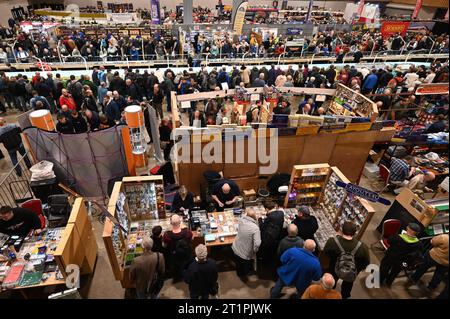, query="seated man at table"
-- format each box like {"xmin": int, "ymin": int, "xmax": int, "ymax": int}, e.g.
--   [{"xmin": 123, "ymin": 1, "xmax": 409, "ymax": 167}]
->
[
  {"xmin": 211, "ymin": 179, "xmax": 241, "ymax": 212},
  {"xmin": 389, "ymin": 156, "xmax": 419, "ymax": 194},
  {"xmin": 170, "ymin": 185, "xmax": 194, "ymax": 215},
  {"xmin": 0, "ymin": 205, "xmax": 42, "ymax": 237}
]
